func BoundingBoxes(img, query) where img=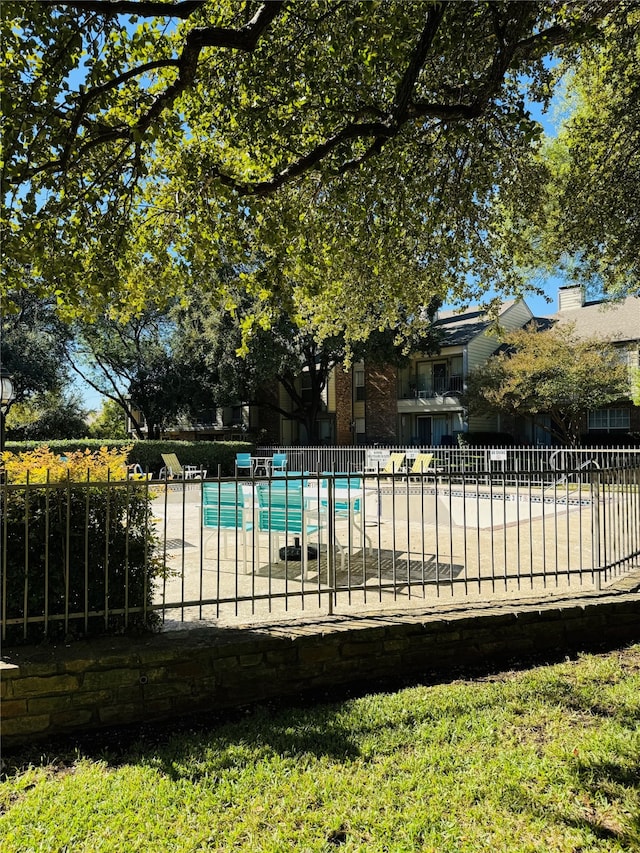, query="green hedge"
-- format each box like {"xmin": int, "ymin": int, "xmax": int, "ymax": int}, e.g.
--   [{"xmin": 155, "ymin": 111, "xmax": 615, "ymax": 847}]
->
[{"xmin": 5, "ymin": 440, "xmax": 255, "ymax": 477}]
